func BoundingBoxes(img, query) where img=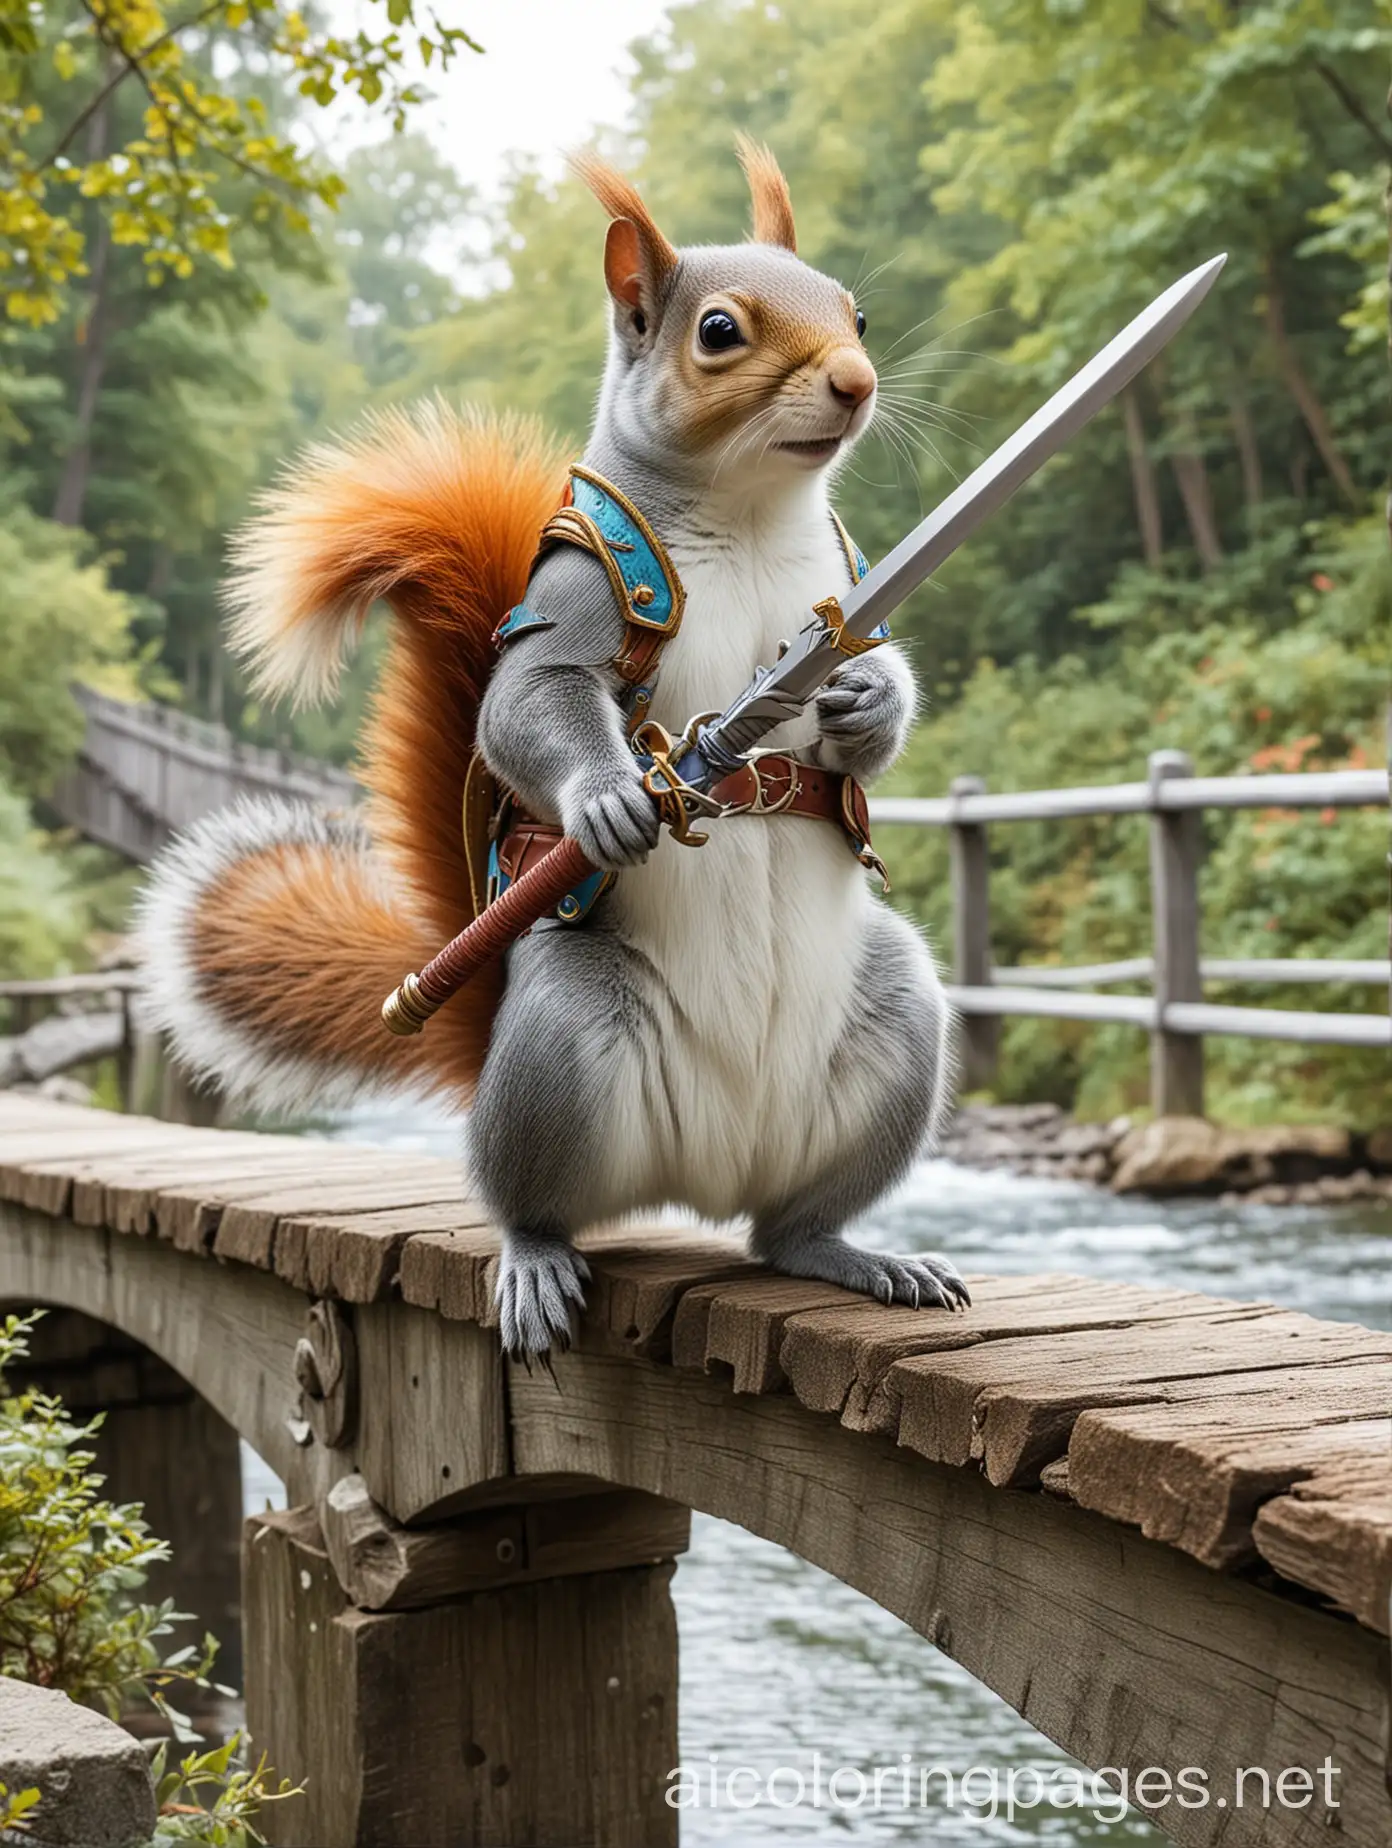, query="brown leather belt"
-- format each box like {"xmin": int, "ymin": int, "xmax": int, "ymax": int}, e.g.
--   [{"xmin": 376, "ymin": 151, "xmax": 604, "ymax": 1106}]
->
[
  {"xmin": 709, "ymin": 752, "xmax": 845, "ymax": 820},
  {"xmin": 495, "ymin": 753, "xmax": 886, "ymax": 900}
]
